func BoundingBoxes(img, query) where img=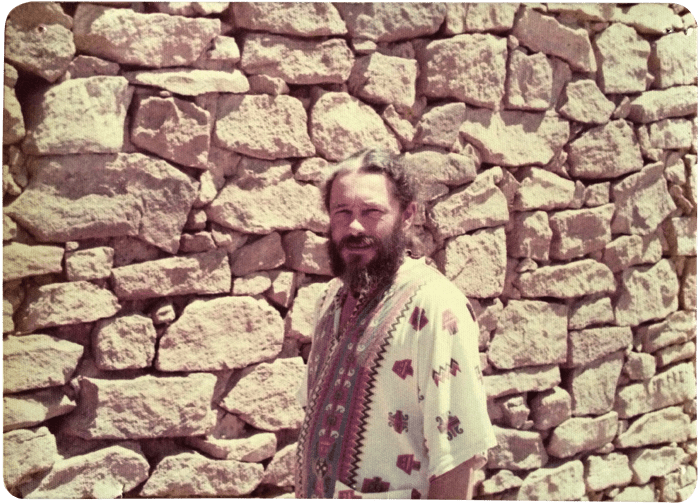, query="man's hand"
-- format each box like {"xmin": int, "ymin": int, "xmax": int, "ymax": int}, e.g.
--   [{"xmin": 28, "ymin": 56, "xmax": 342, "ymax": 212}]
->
[{"xmin": 427, "ymin": 454, "xmax": 486, "ymax": 500}]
